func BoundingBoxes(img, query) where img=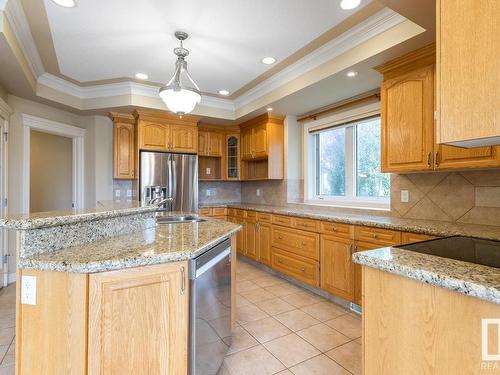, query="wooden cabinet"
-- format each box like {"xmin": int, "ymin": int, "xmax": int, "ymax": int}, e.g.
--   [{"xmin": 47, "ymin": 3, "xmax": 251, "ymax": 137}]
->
[
  {"xmin": 110, "ymin": 113, "xmax": 136, "ymax": 179},
  {"xmin": 272, "ymin": 248, "xmax": 319, "ymax": 287},
  {"xmin": 257, "ymin": 222, "xmax": 272, "ymax": 266},
  {"xmin": 436, "ymin": 0, "xmax": 500, "ymax": 147},
  {"xmin": 271, "ymin": 226, "xmax": 319, "ymax": 260},
  {"xmin": 244, "ymin": 217, "xmax": 258, "ymax": 260},
  {"xmin": 226, "ymin": 134, "xmax": 240, "ymax": 180},
  {"xmin": 234, "ymin": 217, "xmax": 245, "ymax": 255},
  {"xmin": 240, "ymin": 113, "xmax": 284, "ymax": 180},
  {"xmin": 198, "ymin": 130, "xmax": 223, "ymax": 157},
  {"xmin": 320, "ymin": 235, "xmax": 354, "ymax": 301},
  {"xmin": 401, "ymin": 232, "xmax": 436, "ymax": 245},
  {"xmin": 88, "ymin": 262, "xmax": 188, "ymax": 375},
  {"xmin": 378, "ymin": 44, "xmax": 500, "ymax": 172},
  {"xmin": 170, "ymin": 124, "xmax": 198, "ymax": 153},
  {"xmin": 135, "ymin": 110, "xmax": 199, "ymax": 154}
]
